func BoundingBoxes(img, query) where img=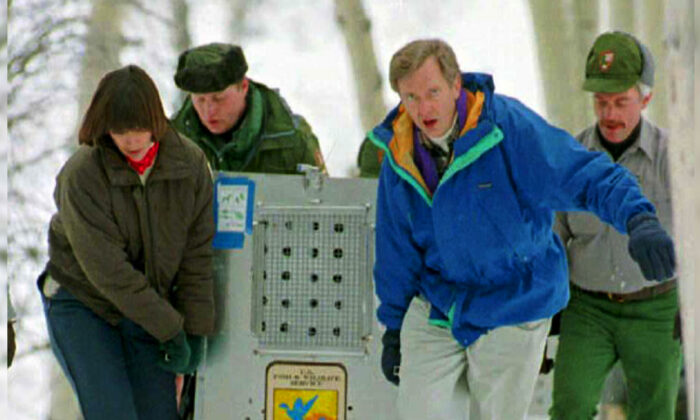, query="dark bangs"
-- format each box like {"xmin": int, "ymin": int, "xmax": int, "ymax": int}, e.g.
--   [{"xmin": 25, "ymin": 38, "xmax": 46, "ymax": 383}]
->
[{"xmin": 79, "ymin": 65, "xmax": 168, "ymax": 145}]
